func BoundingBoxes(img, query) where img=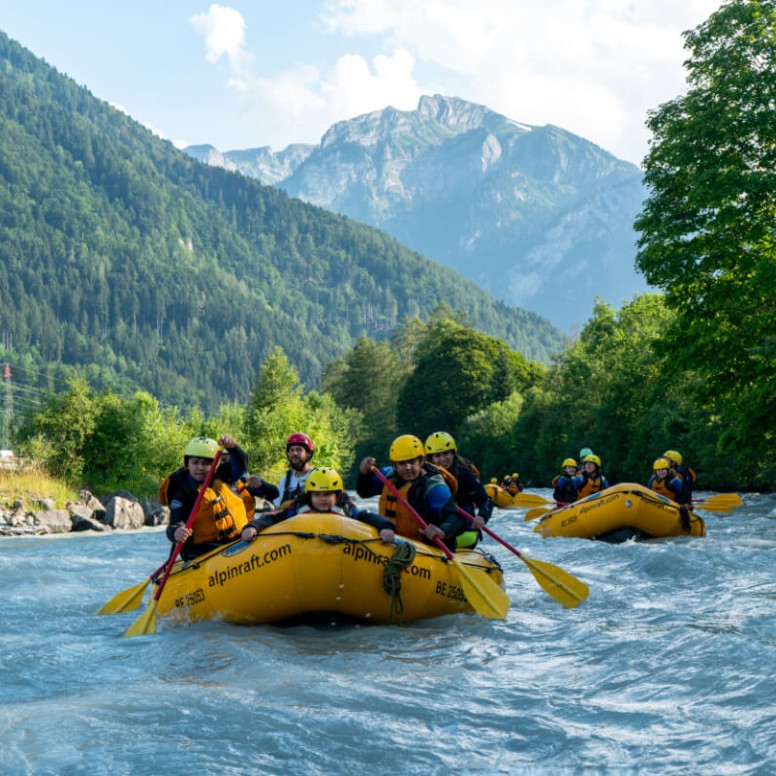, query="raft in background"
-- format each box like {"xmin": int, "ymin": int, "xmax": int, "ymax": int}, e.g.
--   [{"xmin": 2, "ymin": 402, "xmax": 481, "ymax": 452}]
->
[
  {"xmin": 485, "ymin": 483, "xmax": 524, "ymax": 508},
  {"xmin": 154, "ymin": 512, "xmax": 504, "ymax": 626},
  {"xmin": 534, "ymin": 483, "xmax": 707, "ymax": 543}
]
